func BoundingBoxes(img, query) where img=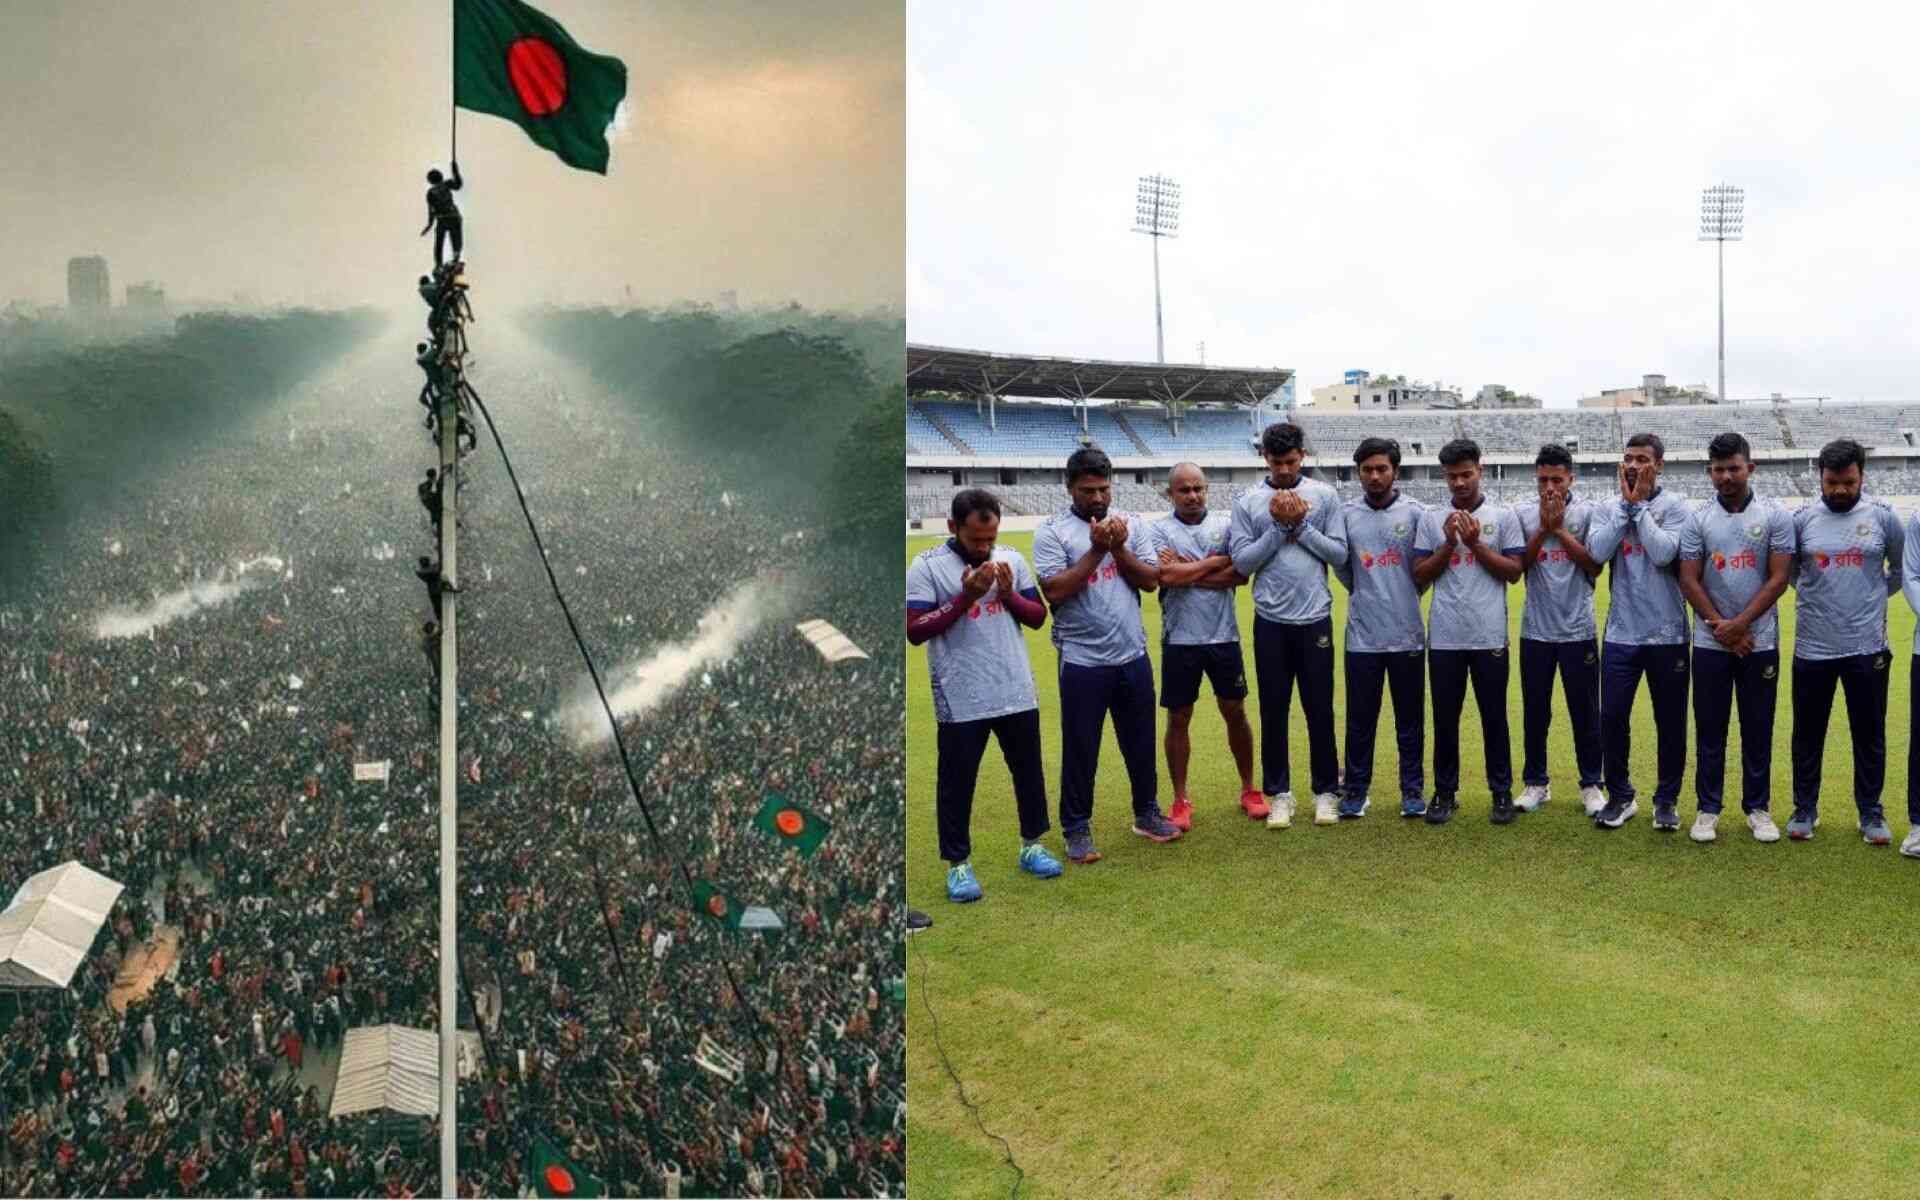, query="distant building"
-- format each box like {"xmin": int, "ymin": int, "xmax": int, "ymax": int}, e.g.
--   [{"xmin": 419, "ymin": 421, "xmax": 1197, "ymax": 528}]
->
[
  {"xmin": 126, "ymin": 281, "xmax": 166, "ymax": 312},
  {"xmin": 1578, "ymin": 372, "xmax": 1718, "ymax": 408},
  {"xmin": 1474, "ymin": 383, "xmax": 1543, "ymax": 409},
  {"xmin": 1309, "ymin": 372, "xmax": 1461, "ymax": 411},
  {"xmin": 67, "ymin": 256, "xmax": 110, "ymax": 312}
]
